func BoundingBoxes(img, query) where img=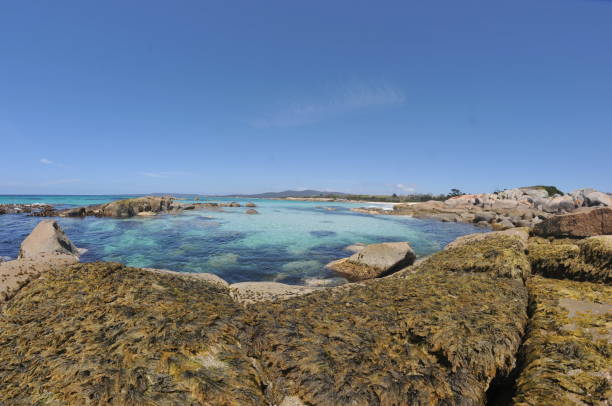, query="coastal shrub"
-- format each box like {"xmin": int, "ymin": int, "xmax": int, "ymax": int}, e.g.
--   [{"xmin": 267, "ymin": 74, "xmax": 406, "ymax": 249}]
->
[
  {"xmin": 513, "ymin": 276, "xmax": 611, "ymax": 405},
  {"xmin": 526, "ymin": 185, "xmax": 564, "ymax": 196},
  {"xmin": 0, "ymin": 262, "xmax": 266, "ymax": 406}
]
